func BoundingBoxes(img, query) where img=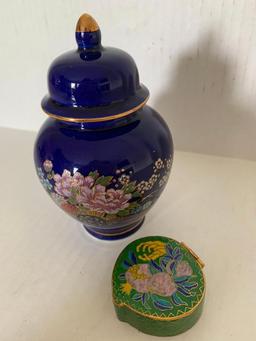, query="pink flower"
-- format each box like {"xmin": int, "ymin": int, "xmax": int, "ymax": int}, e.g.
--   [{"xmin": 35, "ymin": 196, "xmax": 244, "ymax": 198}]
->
[
  {"xmin": 175, "ymin": 261, "xmax": 192, "ymax": 277},
  {"xmin": 78, "ymin": 187, "xmax": 132, "ymax": 214},
  {"xmin": 52, "ymin": 168, "xmax": 132, "ymax": 214},
  {"xmin": 75, "ymin": 176, "xmax": 97, "ymax": 203},
  {"xmin": 61, "ymin": 202, "xmax": 79, "ymax": 216},
  {"xmin": 43, "ymin": 160, "xmax": 53, "ymax": 172},
  {"xmin": 78, "ymin": 184, "xmax": 106, "ymax": 211},
  {"xmin": 83, "ymin": 176, "xmax": 95, "ymax": 188},
  {"xmin": 148, "ymin": 273, "xmax": 176, "ymax": 296},
  {"xmin": 103, "ymin": 189, "xmax": 132, "ymax": 214},
  {"xmin": 126, "ymin": 264, "xmax": 151, "ymax": 293},
  {"xmin": 125, "ymin": 264, "xmax": 176, "ymax": 296},
  {"xmin": 54, "ymin": 170, "xmax": 84, "ymax": 197}
]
